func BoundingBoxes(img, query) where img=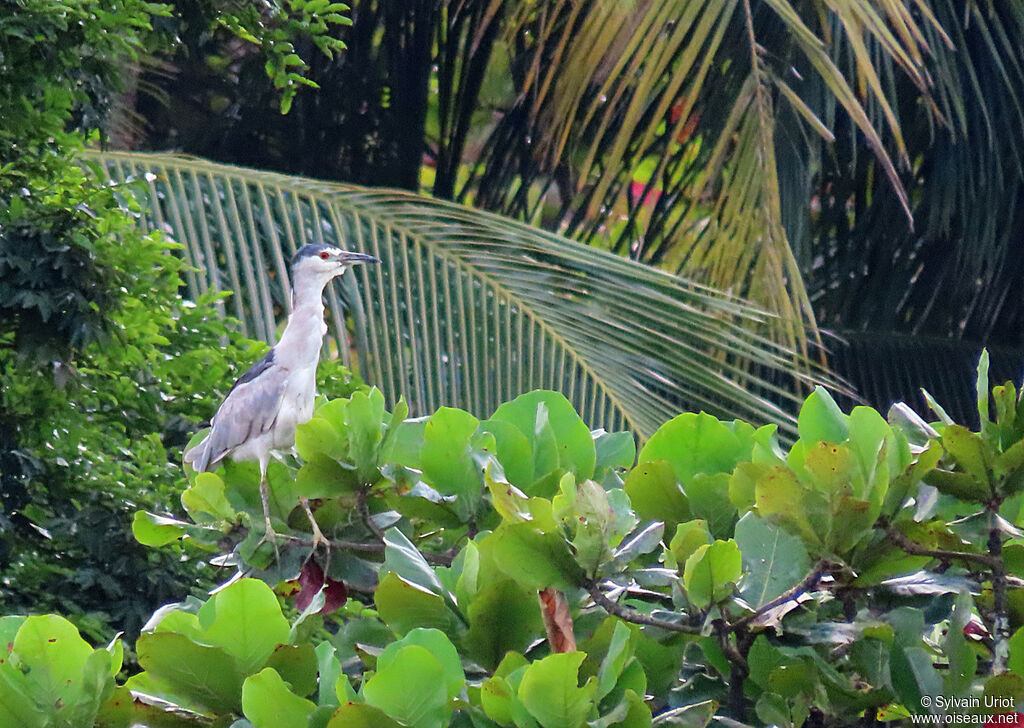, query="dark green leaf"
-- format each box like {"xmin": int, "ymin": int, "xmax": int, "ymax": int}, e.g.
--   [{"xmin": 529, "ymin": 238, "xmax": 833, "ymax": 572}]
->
[
  {"xmin": 734, "ymin": 512, "xmax": 811, "ymax": 610},
  {"xmin": 135, "ymin": 632, "xmax": 245, "ymax": 714}
]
